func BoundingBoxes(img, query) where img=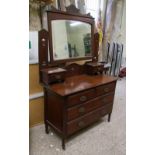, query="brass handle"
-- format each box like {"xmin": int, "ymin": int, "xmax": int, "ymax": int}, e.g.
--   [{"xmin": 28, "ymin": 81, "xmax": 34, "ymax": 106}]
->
[
  {"xmin": 55, "ymin": 75, "xmax": 61, "ymax": 79},
  {"xmin": 41, "ymin": 61, "xmax": 46, "ymax": 66},
  {"xmin": 41, "ymin": 38, "xmax": 46, "ymax": 46},
  {"xmin": 78, "ymin": 121, "xmax": 85, "ymax": 128},
  {"xmin": 41, "ymin": 38, "xmax": 46, "ymax": 42},
  {"xmin": 104, "ymin": 87, "xmax": 109, "ymax": 92},
  {"xmin": 78, "ymin": 107, "xmax": 85, "ymax": 113},
  {"xmin": 71, "ymin": 67, "xmax": 75, "ymax": 71},
  {"xmin": 80, "ymin": 96, "xmax": 87, "ymax": 102}
]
